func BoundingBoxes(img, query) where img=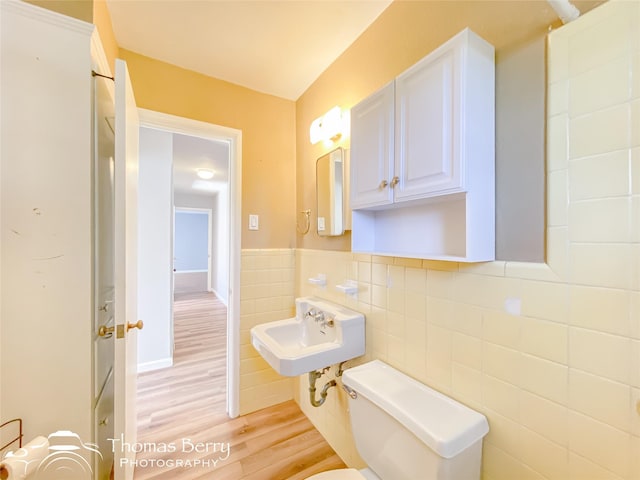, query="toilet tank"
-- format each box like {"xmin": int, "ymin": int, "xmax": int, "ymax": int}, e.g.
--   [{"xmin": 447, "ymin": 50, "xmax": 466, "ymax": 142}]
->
[{"xmin": 342, "ymin": 361, "xmax": 489, "ymax": 480}]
